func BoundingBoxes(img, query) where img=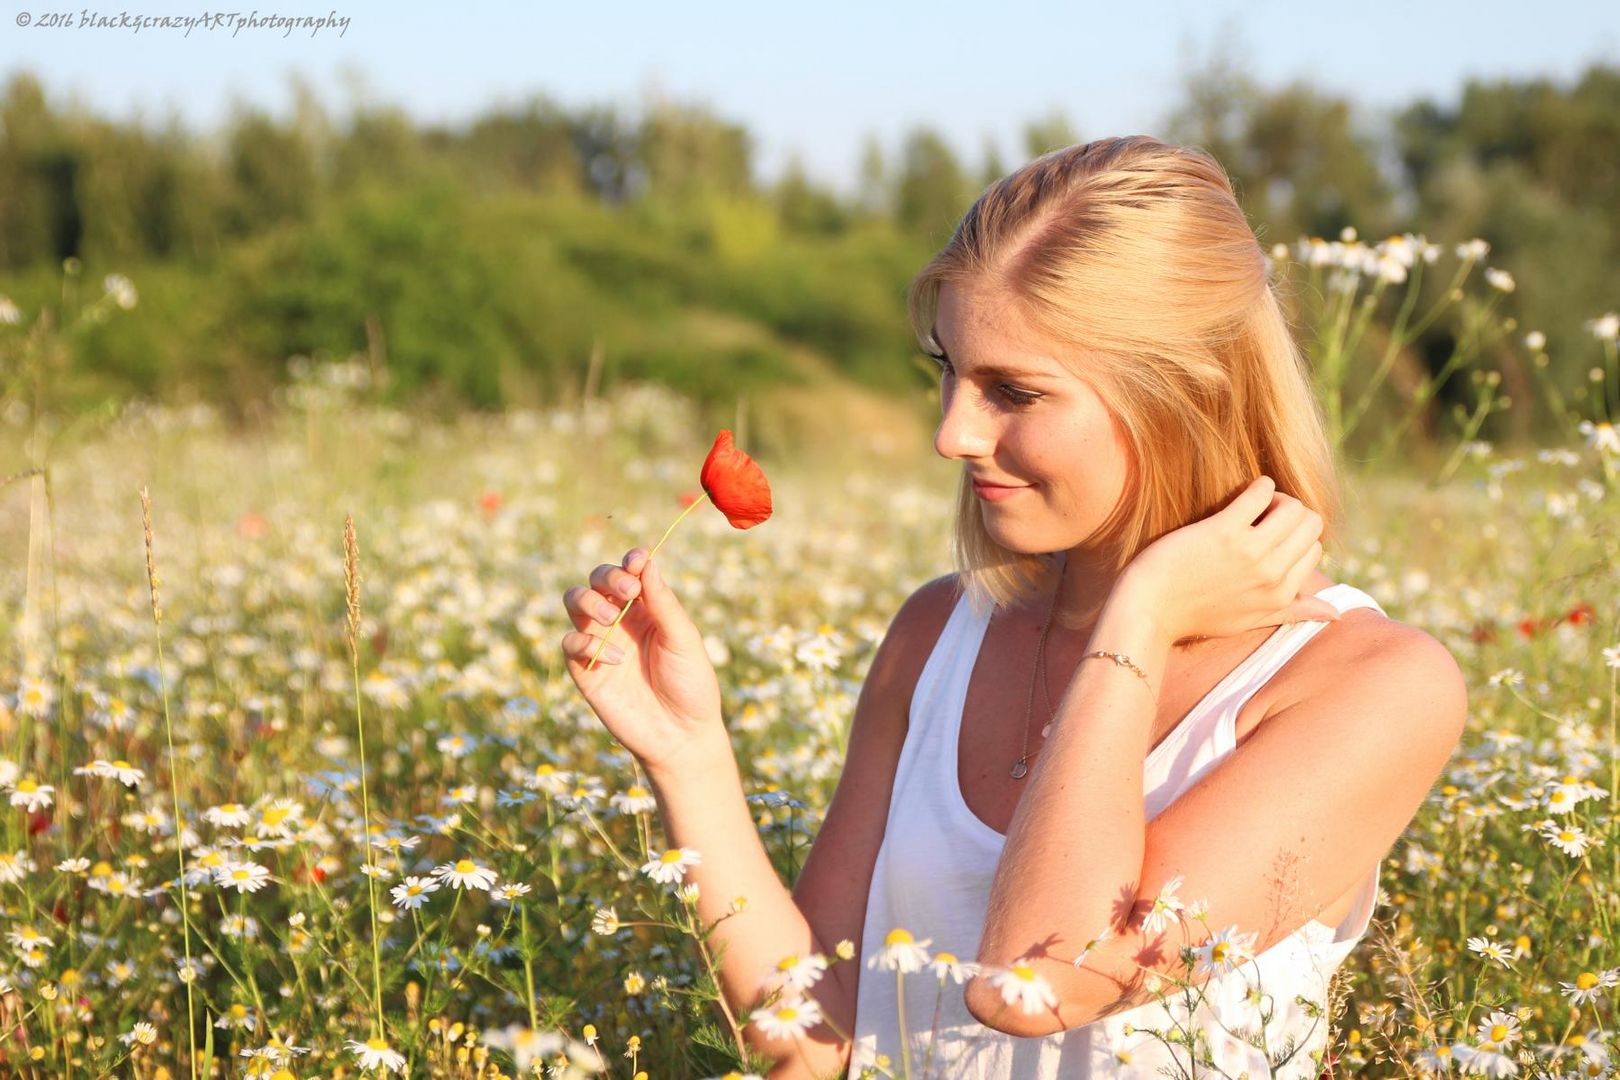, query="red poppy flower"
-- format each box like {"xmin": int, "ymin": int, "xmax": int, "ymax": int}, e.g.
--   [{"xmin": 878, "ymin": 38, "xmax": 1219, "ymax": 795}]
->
[
  {"xmin": 677, "ymin": 490, "xmax": 702, "ymax": 509},
  {"xmin": 700, "ymin": 430, "xmax": 772, "ymax": 529},
  {"xmin": 1516, "ymin": 617, "xmax": 1541, "ymax": 640},
  {"xmin": 235, "ymin": 513, "xmax": 268, "ymax": 539},
  {"xmin": 1470, "ymin": 622, "xmax": 1497, "ymax": 644},
  {"xmin": 1566, "ymin": 602, "xmax": 1595, "ymax": 627},
  {"xmin": 480, "ymin": 491, "xmax": 503, "ymax": 517}
]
